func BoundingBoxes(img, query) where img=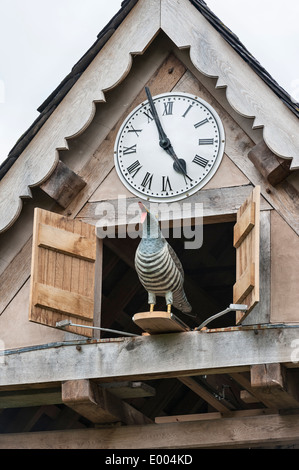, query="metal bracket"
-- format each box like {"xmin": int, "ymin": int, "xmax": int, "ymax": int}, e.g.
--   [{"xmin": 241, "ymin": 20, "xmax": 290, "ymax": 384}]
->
[{"xmin": 195, "ymin": 304, "xmax": 248, "ymax": 331}]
